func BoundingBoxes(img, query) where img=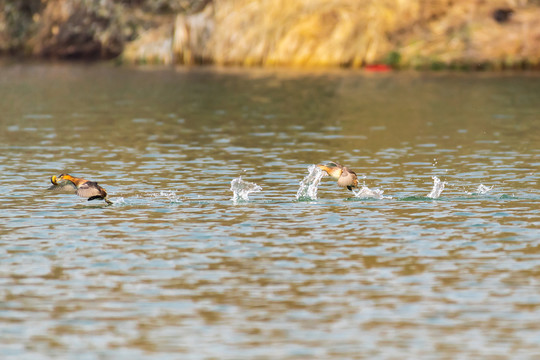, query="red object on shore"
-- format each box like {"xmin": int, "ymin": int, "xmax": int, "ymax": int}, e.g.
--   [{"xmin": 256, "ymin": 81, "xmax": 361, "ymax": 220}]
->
[{"xmin": 364, "ymin": 64, "xmax": 392, "ymax": 72}]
